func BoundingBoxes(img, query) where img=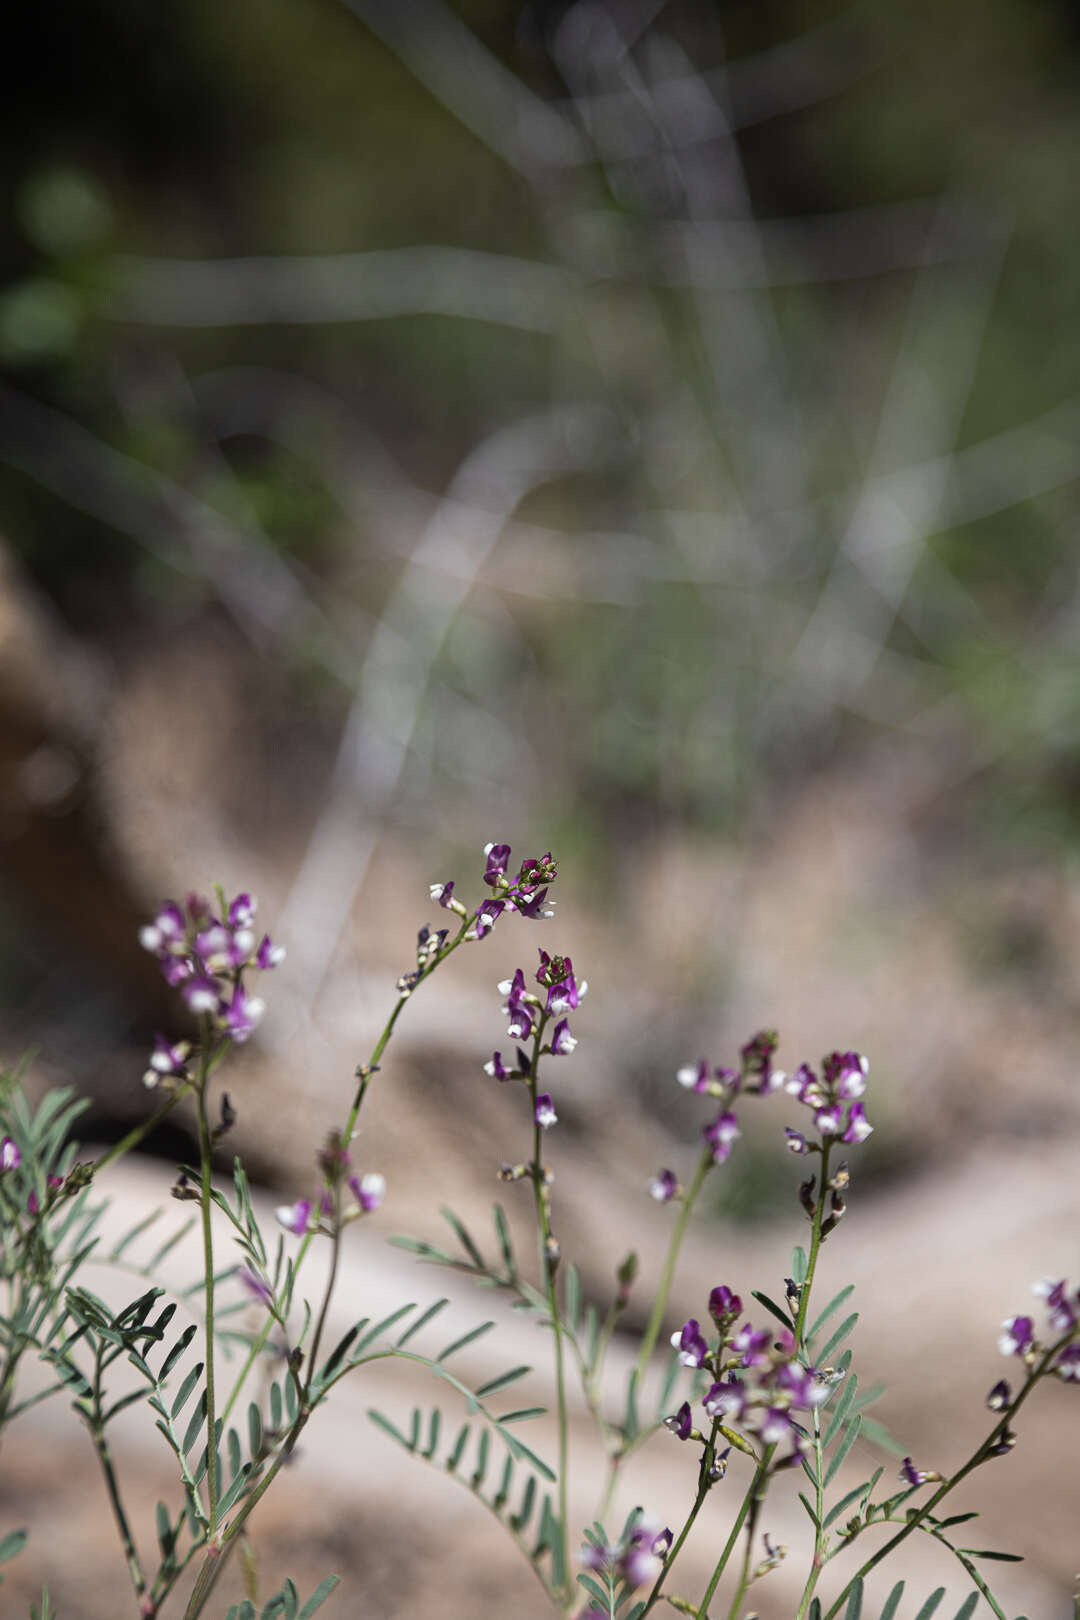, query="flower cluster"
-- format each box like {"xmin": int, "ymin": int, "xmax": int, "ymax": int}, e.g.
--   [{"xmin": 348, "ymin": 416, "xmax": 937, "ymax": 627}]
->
[
  {"xmin": 430, "ymin": 843, "xmax": 557, "ymax": 939},
  {"xmin": 999, "ymin": 1275, "xmax": 1080, "ymax": 1382},
  {"xmin": 482, "ymin": 949, "xmax": 585, "ymax": 1117},
  {"xmin": 665, "ymin": 1285, "xmax": 830, "ymax": 1460},
  {"xmin": 139, "ymin": 890, "xmax": 285, "ymax": 1076},
  {"xmin": 581, "ymin": 1518, "xmax": 671, "ymax": 1594},
  {"xmin": 275, "ymin": 1132, "xmax": 385, "ymax": 1239},
  {"xmin": 782, "ymin": 1051, "xmax": 872, "ymax": 1154}
]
